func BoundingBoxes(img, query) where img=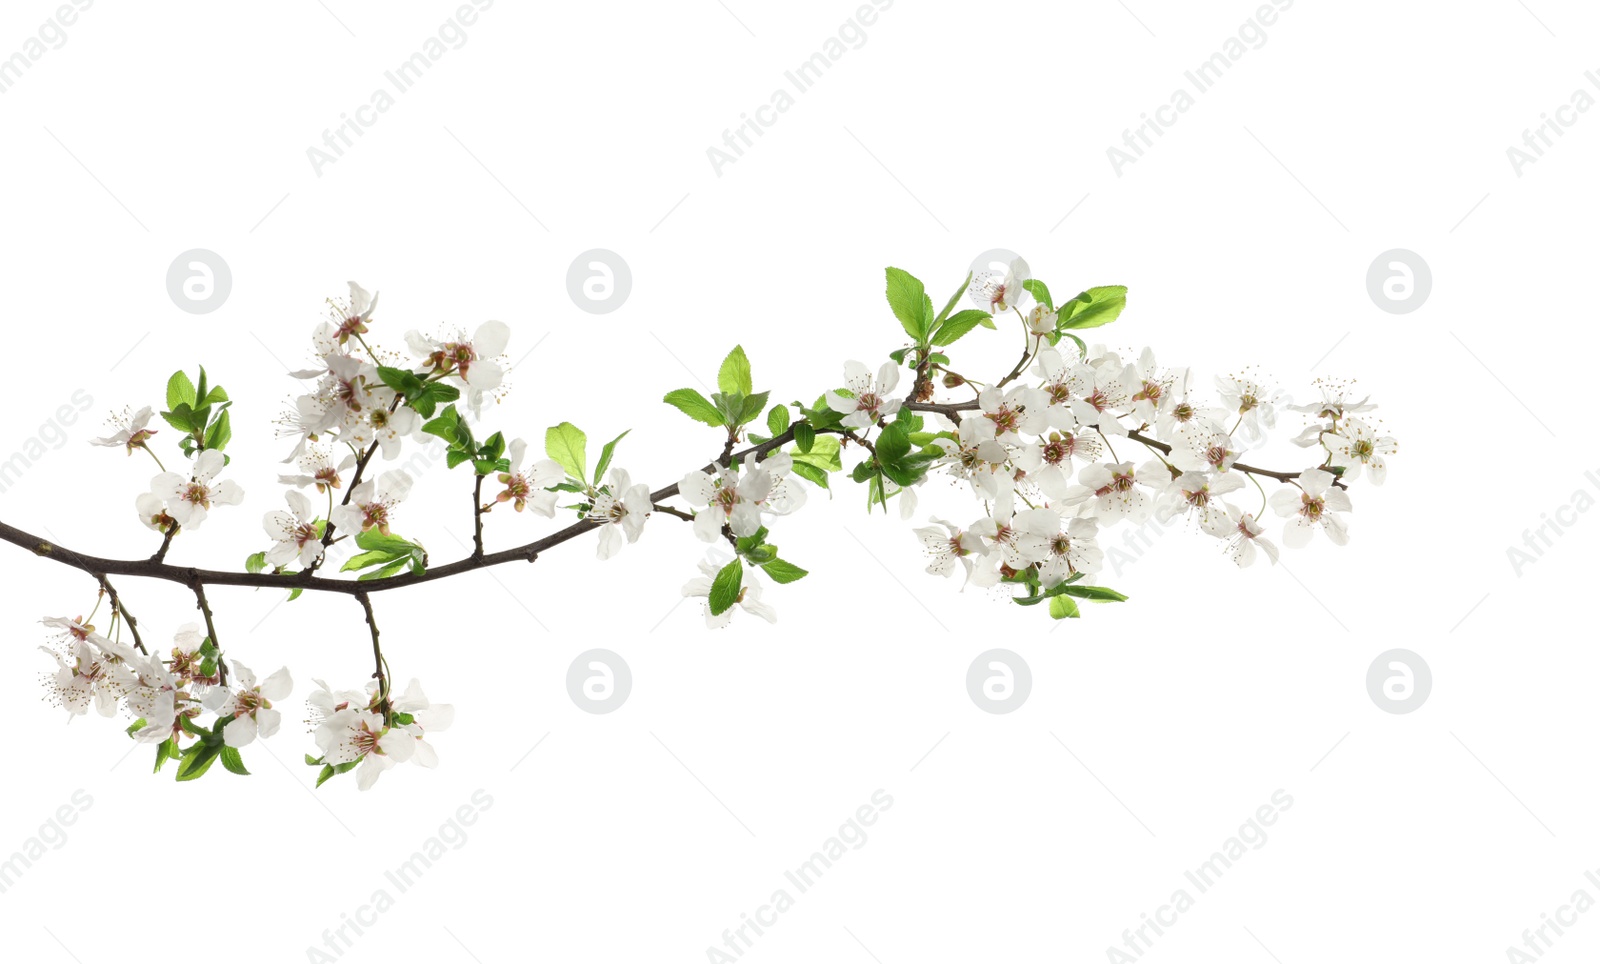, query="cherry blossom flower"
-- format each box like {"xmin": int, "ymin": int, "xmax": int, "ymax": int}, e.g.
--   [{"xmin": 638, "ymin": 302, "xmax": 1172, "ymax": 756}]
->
[
  {"xmin": 1071, "ymin": 460, "xmax": 1168, "ymax": 524},
  {"xmin": 389, "ymin": 679, "xmax": 454, "ymax": 768},
  {"xmin": 1224, "ymin": 507, "xmax": 1279, "ymax": 568},
  {"xmin": 263, "ymin": 490, "xmax": 324, "ymax": 569},
  {"xmin": 1215, "ymin": 371, "xmax": 1286, "ymax": 446},
  {"xmin": 589, "ymin": 468, "xmax": 653, "ymax": 559},
  {"xmin": 1038, "ymin": 517, "xmax": 1104, "ymax": 585},
  {"xmin": 826, "ymin": 360, "xmax": 902, "ymax": 430},
  {"xmin": 1325, "ymin": 418, "xmax": 1398, "ymax": 484},
  {"xmin": 970, "ymin": 256, "xmax": 1030, "ymax": 314},
  {"xmin": 977, "ymin": 385, "xmax": 1048, "ymax": 443},
  {"xmin": 1155, "ymin": 471, "xmax": 1245, "ymax": 537},
  {"xmin": 331, "ymin": 470, "xmax": 412, "ymax": 536},
  {"xmin": 680, "ymin": 458, "xmax": 779, "ymax": 542},
  {"xmin": 970, "ymin": 503, "xmax": 1059, "ymax": 569},
  {"xmin": 149, "ymin": 449, "xmax": 243, "ymax": 530},
  {"xmin": 406, "ymin": 320, "xmax": 511, "ymax": 392},
  {"xmin": 681, "ymin": 557, "xmax": 777, "ymax": 628},
  {"xmin": 91, "ymin": 406, "xmax": 157, "ymax": 456},
  {"xmin": 1269, "ymin": 468, "xmax": 1352, "ymax": 548},
  {"xmin": 914, "ymin": 517, "xmax": 983, "ymax": 580},
  {"xmin": 315, "ymin": 708, "xmax": 415, "ymax": 791},
  {"xmin": 344, "ymin": 403, "xmax": 417, "ymax": 460},
  {"xmin": 279, "ymin": 448, "xmax": 354, "ymax": 493},
  {"xmin": 39, "ymin": 637, "xmax": 135, "ymax": 718},
  {"xmin": 315, "ymin": 281, "xmax": 379, "ymax": 351},
  {"xmin": 208, "ymin": 661, "xmax": 292, "ymax": 747},
  {"xmin": 494, "ymin": 439, "xmax": 564, "ymax": 516}
]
